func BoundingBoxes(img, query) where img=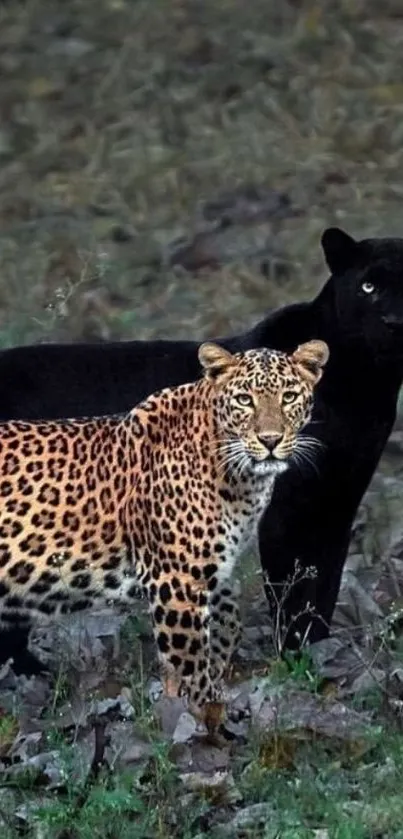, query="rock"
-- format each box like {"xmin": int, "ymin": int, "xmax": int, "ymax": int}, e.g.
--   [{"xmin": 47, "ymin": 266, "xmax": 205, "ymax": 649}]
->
[
  {"xmin": 200, "ymin": 186, "xmax": 297, "ymax": 226},
  {"xmin": 172, "ymin": 712, "xmax": 198, "ymax": 744},
  {"xmin": 350, "ymin": 668, "xmax": 386, "ymax": 694},
  {"xmin": 336, "ymin": 571, "xmax": 383, "ymax": 629},
  {"xmin": 154, "ymin": 696, "xmax": 188, "ymax": 738},
  {"xmin": 104, "ymin": 721, "xmax": 152, "ymax": 771},
  {"xmin": 251, "ymin": 683, "xmax": 372, "ymax": 742},
  {"xmin": 179, "ymin": 769, "xmax": 241, "ymax": 804},
  {"xmin": 212, "ymin": 803, "xmax": 277, "ymax": 837},
  {"xmin": 166, "ymin": 185, "xmax": 297, "ymax": 275}
]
